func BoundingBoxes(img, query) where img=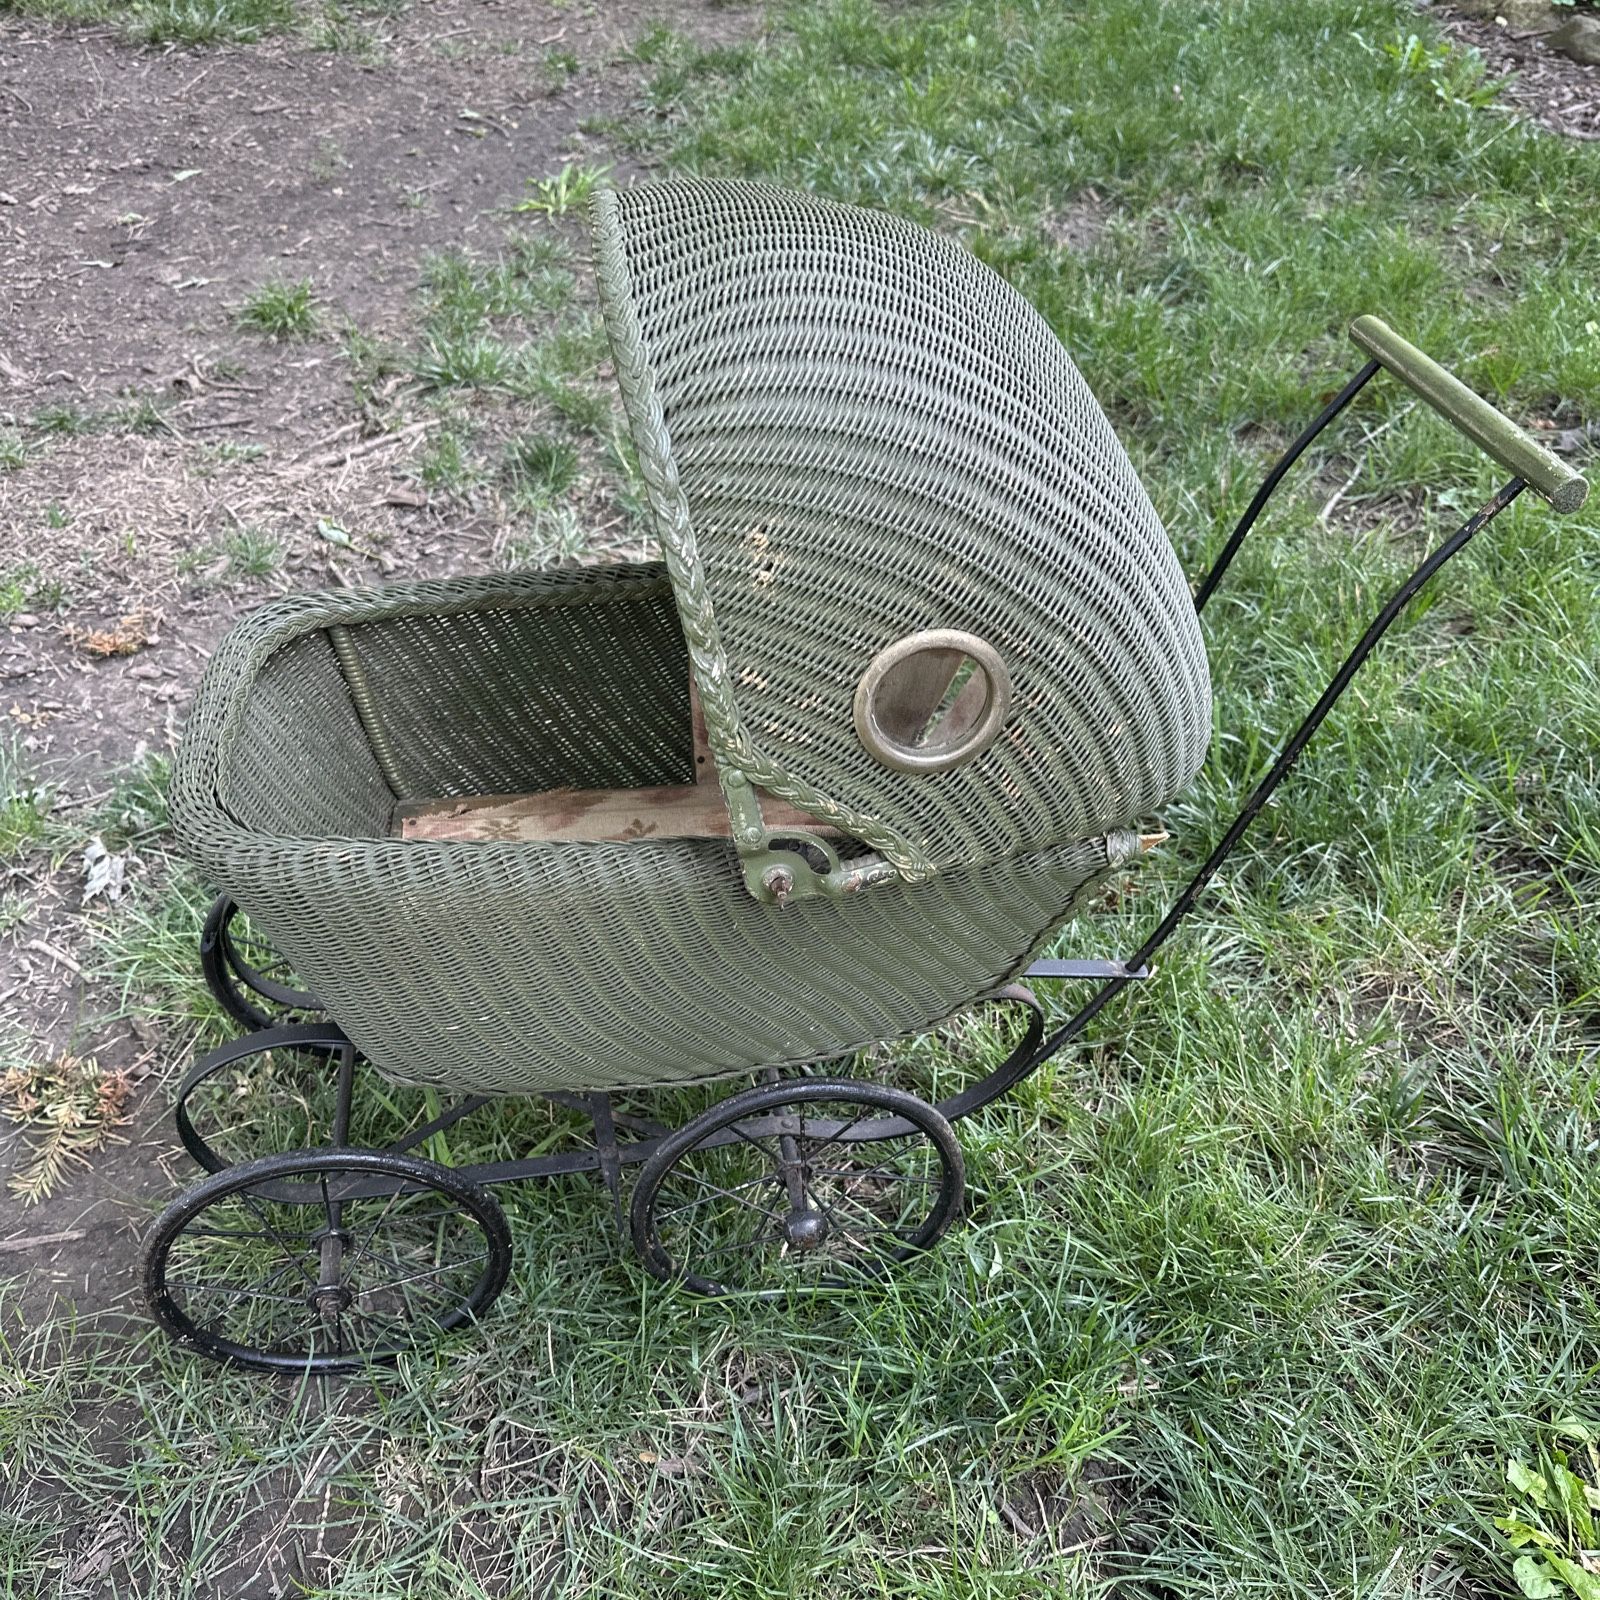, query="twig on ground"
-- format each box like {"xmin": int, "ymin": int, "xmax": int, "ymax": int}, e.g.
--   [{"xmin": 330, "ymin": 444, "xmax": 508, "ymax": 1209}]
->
[{"xmin": 0, "ymin": 1228, "xmax": 88, "ymax": 1254}]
